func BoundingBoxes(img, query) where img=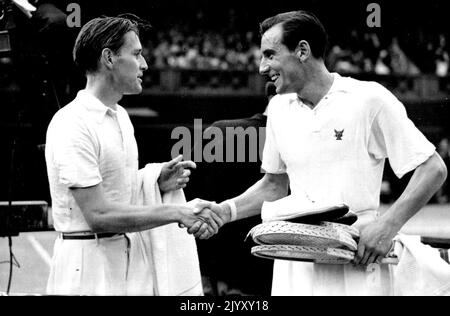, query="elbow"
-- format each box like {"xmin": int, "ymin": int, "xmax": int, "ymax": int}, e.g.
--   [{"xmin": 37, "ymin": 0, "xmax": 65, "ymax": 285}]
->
[
  {"xmin": 88, "ymin": 220, "xmax": 108, "ymax": 233},
  {"xmin": 273, "ymin": 183, "xmax": 289, "ymax": 200},
  {"xmin": 83, "ymin": 207, "xmax": 109, "ymax": 233},
  {"xmin": 265, "ymin": 173, "xmax": 289, "ymax": 201},
  {"xmin": 437, "ymin": 159, "xmax": 447, "ymax": 188},
  {"xmin": 431, "ymin": 152, "xmax": 448, "ymax": 188}
]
